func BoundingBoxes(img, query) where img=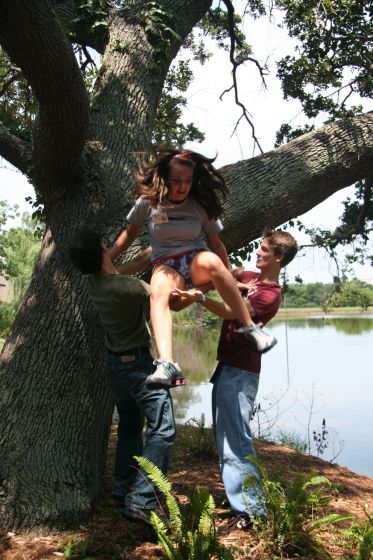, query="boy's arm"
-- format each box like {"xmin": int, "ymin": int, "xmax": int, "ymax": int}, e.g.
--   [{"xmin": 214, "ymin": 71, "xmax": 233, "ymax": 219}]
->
[
  {"xmin": 202, "ymin": 295, "xmax": 256, "ymax": 319},
  {"xmin": 207, "ymin": 233, "xmax": 232, "ymax": 270},
  {"xmin": 110, "ymin": 223, "xmax": 142, "ymax": 261},
  {"xmin": 170, "ymin": 288, "xmax": 257, "ymax": 318}
]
